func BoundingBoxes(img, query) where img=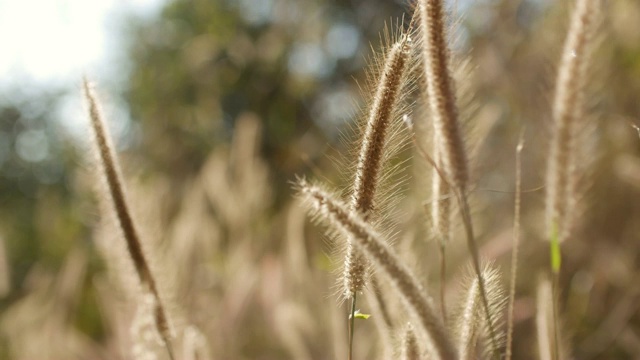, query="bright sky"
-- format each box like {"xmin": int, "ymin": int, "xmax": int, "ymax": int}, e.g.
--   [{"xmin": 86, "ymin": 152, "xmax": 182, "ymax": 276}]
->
[
  {"xmin": 0, "ymin": 0, "xmax": 164, "ymax": 87},
  {"xmin": 0, "ymin": 0, "xmax": 166, "ymax": 146}
]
